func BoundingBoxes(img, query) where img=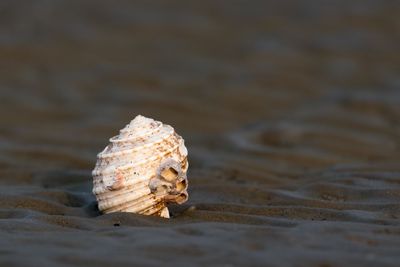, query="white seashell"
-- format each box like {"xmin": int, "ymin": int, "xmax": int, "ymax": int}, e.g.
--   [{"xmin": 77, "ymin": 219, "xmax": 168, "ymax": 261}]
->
[{"xmin": 92, "ymin": 115, "xmax": 189, "ymax": 218}]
